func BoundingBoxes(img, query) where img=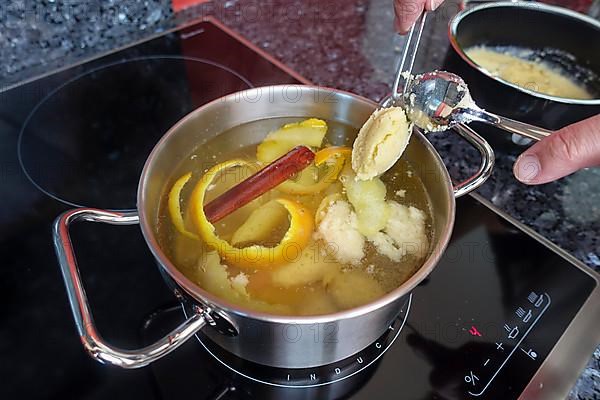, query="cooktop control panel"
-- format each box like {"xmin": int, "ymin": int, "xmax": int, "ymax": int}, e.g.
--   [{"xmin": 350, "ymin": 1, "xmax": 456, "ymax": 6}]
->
[
  {"xmin": 465, "ymin": 291, "xmax": 551, "ymax": 396},
  {"xmin": 394, "ymin": 197, "xmax": 597, "ymax": 400}
]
